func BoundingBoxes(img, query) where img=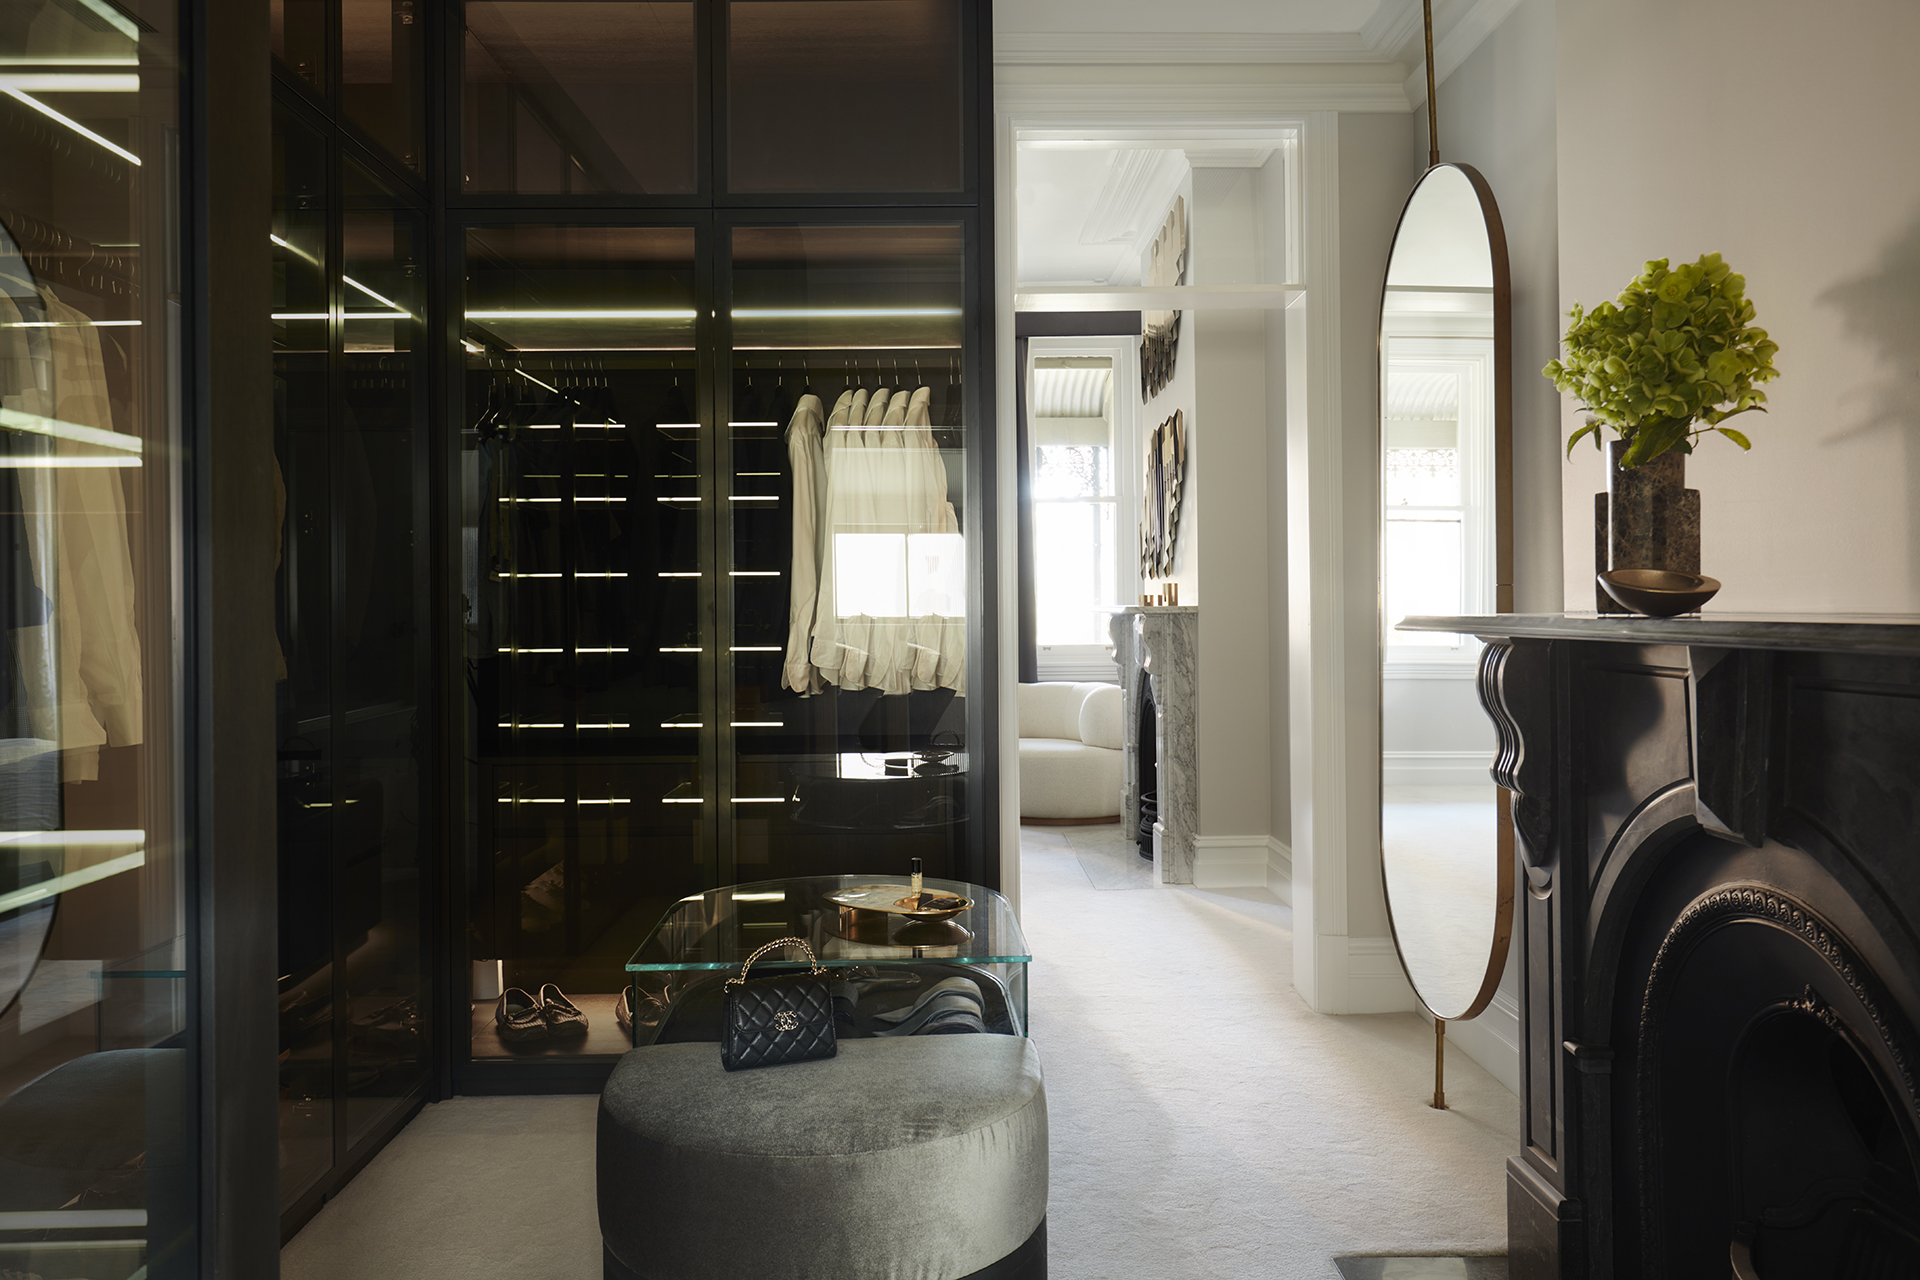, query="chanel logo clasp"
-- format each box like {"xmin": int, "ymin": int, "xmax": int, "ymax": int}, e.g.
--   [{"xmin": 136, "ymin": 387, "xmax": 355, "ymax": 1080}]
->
[{"xmin": 774, "ymin": 1010, "xmax": 800, "ymax": 1032}]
